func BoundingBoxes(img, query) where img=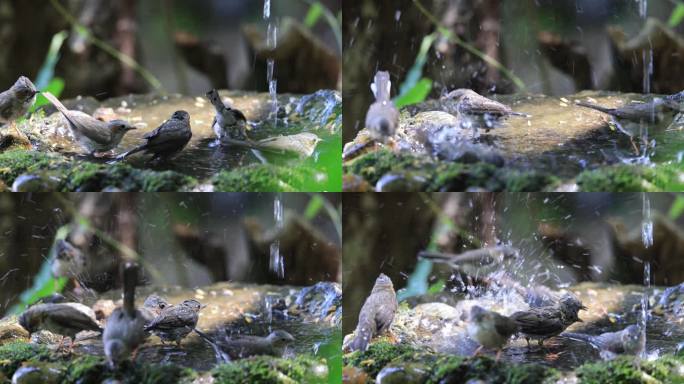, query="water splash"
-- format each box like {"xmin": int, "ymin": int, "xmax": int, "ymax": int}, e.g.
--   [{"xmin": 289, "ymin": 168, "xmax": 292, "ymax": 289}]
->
[
  {"xmin": 269, "ymin": 194, "xmax": 285, "ymax": 279},
  {"xmin": 263, "ymin": 0, "xmax": 270, "ymax": 19}
]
